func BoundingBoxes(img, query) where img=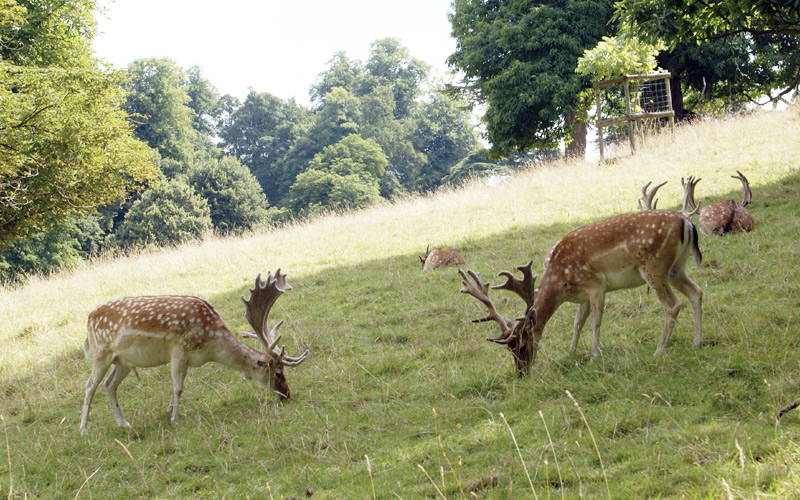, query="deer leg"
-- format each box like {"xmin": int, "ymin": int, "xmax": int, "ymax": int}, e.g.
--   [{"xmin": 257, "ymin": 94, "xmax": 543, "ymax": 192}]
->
[
  {"xmin": 651, "ymin": 283, "xmax": 681, "ymax": 355},
  {"xmin": 571, "ymin": 302, "xmax": 590, "ymax": 352},
  {"xmin": 168, "ymin": 353, "xmax": 187, "ymax": 424},
  {"xmin": 672, "ymin": 274, "xmax": 703, "ymax": 347},
  {"xmin": 80, "ymin": 354, "xmax": 113, "ymax": 435},
  {"xmin": 587, "ymin": 290, "xmax": 606, "ymax": 359},
  {"xmin": 104, "ymin": 364, "xmax": 132, "ymax": 429}
]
